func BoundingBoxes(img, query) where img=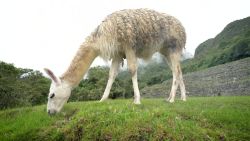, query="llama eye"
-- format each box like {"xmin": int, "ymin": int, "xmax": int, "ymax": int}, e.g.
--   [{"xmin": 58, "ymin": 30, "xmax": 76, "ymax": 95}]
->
[{"xmin": 50, "ymin": 93, "xmax": 55, "ymax": 99}]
